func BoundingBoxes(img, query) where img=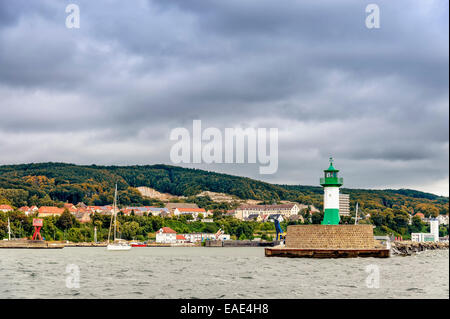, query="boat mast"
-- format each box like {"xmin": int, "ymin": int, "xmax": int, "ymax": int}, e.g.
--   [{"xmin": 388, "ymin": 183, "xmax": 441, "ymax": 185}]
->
[
  {"xmin": 107, "ymin": 183, "xmax": 117, "ymax": 244},
  {"xmin": 7, "ymin": 217, "xmax": 11, "ymax": 241},
  {"xmin": 113, "ymin": 184, "xmax": 118, "ymax": 241}
]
